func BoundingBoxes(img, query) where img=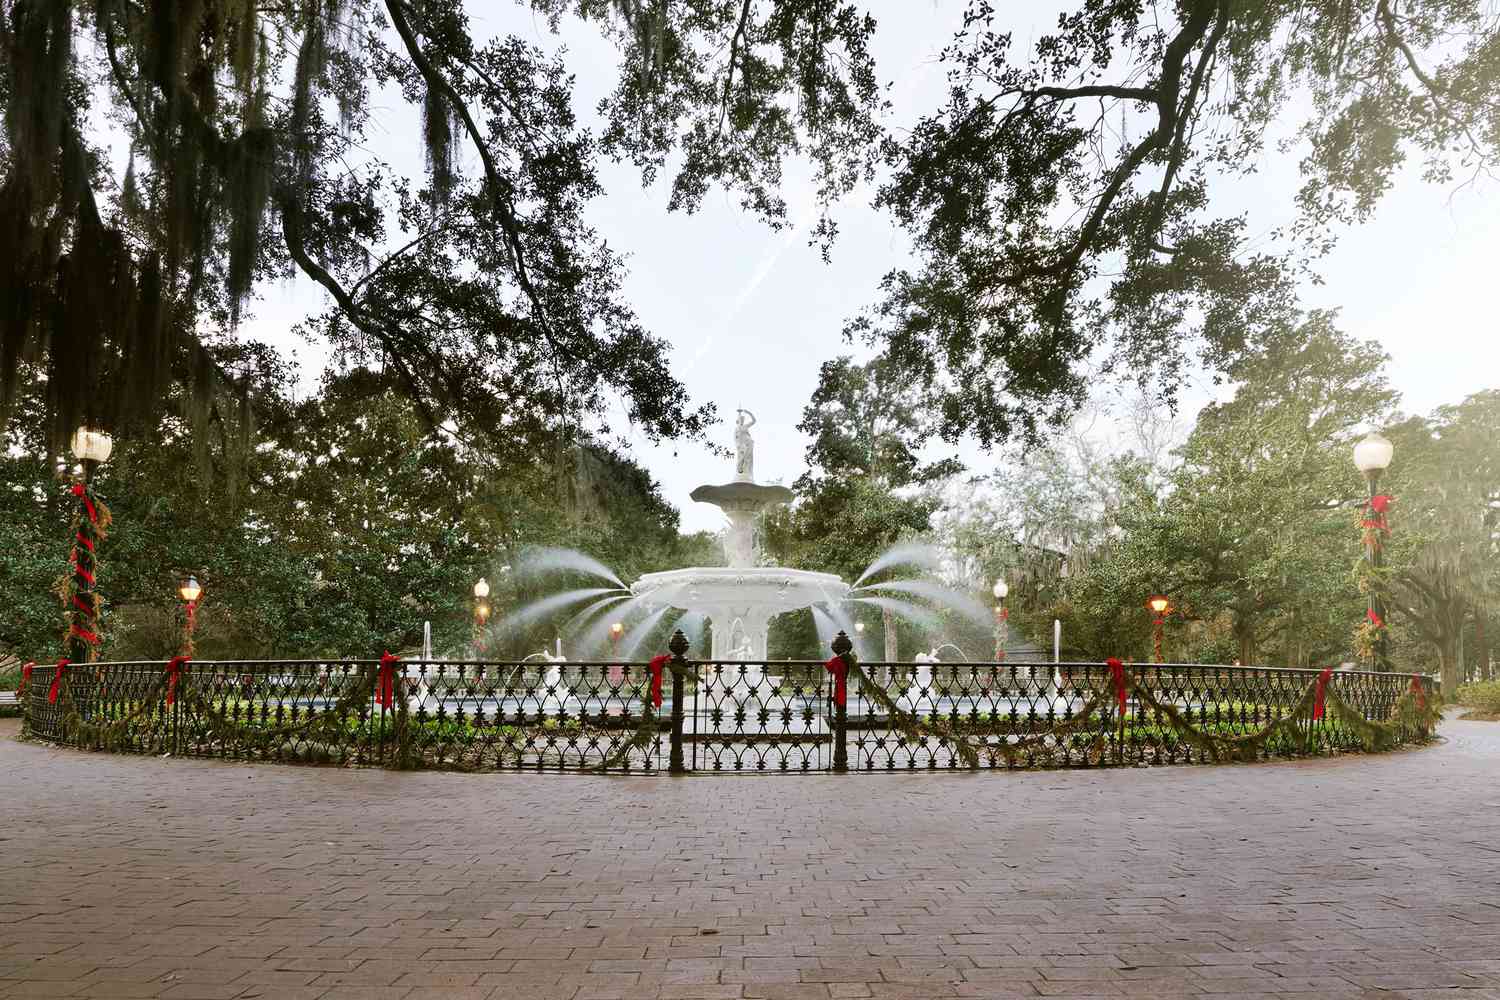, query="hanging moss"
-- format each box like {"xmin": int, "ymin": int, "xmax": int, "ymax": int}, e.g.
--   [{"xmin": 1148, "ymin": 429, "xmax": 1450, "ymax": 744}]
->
[{"xmin": 422, "ymin": 82, "xmax": 457, "ymax": 203}]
